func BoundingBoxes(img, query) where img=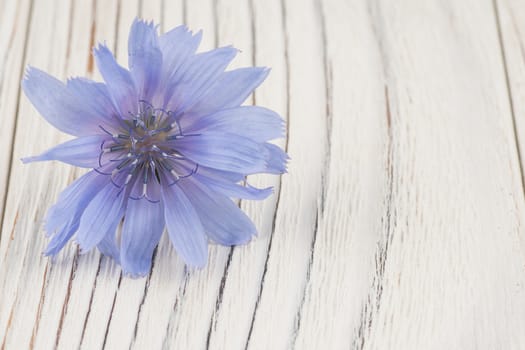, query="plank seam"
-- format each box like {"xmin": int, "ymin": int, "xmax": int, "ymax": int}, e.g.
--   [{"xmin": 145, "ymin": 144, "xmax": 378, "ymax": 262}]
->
[
  {"xmin": 182, "ymin": 0, "xmax": 187, "ymax": 25},
  {"xmin": 100, "ymin": 274, "xmax": 122, "ymax": 350},
  {"xmin": 351, "ymin": 5, "xmax": 397, "ymax": 347},
  {"xmin": 160, "ymin": 0, "xmax": 165, "ymax": 33},
  {"xmin": 161, "ymin": 270, "xmax": 190, "ymax": 348},
  {"xmin": 204, "ymin": 3, "xmax": 260, "ymax": 345},
  {"xmin": 86, "ymin": 0, "xmax": 98, "ymax": 74},
  {"xmin": 212, "ymin": 0, "xmax": 218, "ymax": 48},
  {"xmin": 249, "ymin": 0, "xmax": 256, "ymax": 92},
  {"xmin": 54, "ymin": 248, "xmax": 80, "ymax": 348},
  {"xmin": 290, "ymin": 211, "xmax": 319, "ymax": 349},
  {"xmin": 129, "ymin": 247, "xmax": 157, "ymax": 347},
  {"xmin": 0, "ymin": 304, "xmax": 15, "ymax": 350},
  {"xmin": 289, "ymin": 0, "xmax": 332, "ymax": 345},
  {"xmin": 353, "ymin": 86, "xmax": 395, "ymax": 350},
  {"xmin": 243, "ymin": 0, "xmax": 291, "ymax": 347},
  {"xmin": 493, "ymin": 0, "xmax": 525, "ymax": 201},
  {"xmin": 205, "ymin": 248, "xmax": 234, "ymax": 349},
  {"xmin": 317, "ymin": 0, "xmax": 333, "ymax": 215},
  {"xmin": 78, "ymin": 256, "xmax": 104, "ymax": 347},
  {"xmin": 28, "ymin": 264, "xmax": 50, "ymax": 349}
]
